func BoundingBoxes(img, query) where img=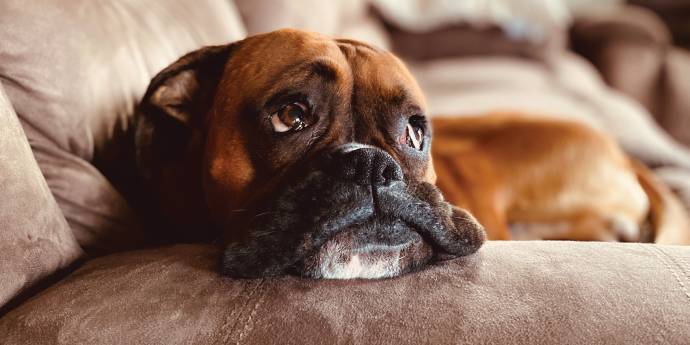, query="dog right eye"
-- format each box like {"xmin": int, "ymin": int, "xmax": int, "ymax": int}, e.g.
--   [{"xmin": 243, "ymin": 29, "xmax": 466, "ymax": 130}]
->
[{"xmin": 270, "ymin": 102, "xmax": 309, "ymax": 133}]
